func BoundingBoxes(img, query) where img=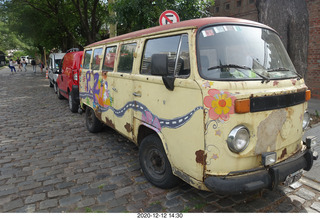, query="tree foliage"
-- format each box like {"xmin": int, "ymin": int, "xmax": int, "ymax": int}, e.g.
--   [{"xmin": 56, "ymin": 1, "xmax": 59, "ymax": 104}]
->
[
  {"xmin": 0, "ymin": 0, "xmax": 214, "ymax": 56},
  {"xmin": 112, "ymin": 0, "xmax": 214, "ymax": 35}
]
